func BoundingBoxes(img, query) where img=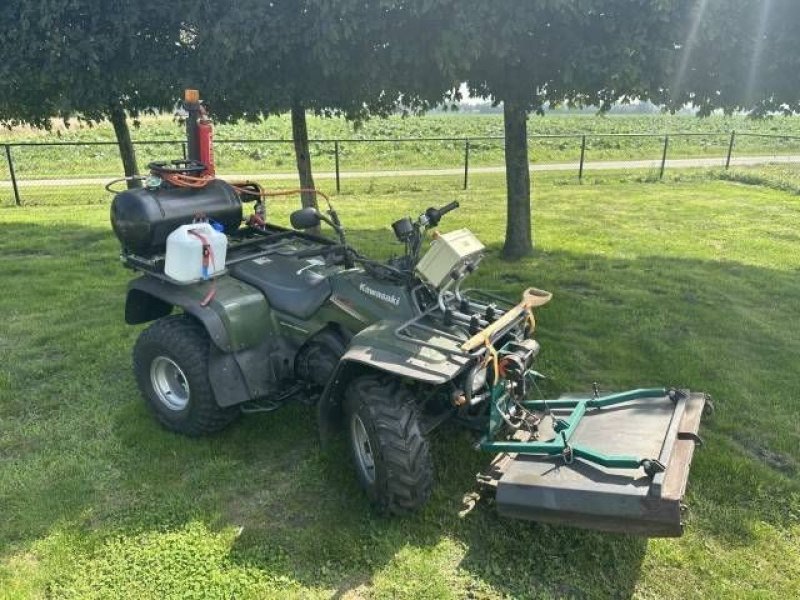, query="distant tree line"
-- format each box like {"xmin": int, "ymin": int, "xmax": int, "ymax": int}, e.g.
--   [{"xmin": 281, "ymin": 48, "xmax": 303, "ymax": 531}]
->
[
  {"xmin": 1, "ymin": 0, "xmax": 797, "ymax": 257},
  {"xmin": 452, "ymin": 102, "xmax": 664, "ymax": 115}
]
